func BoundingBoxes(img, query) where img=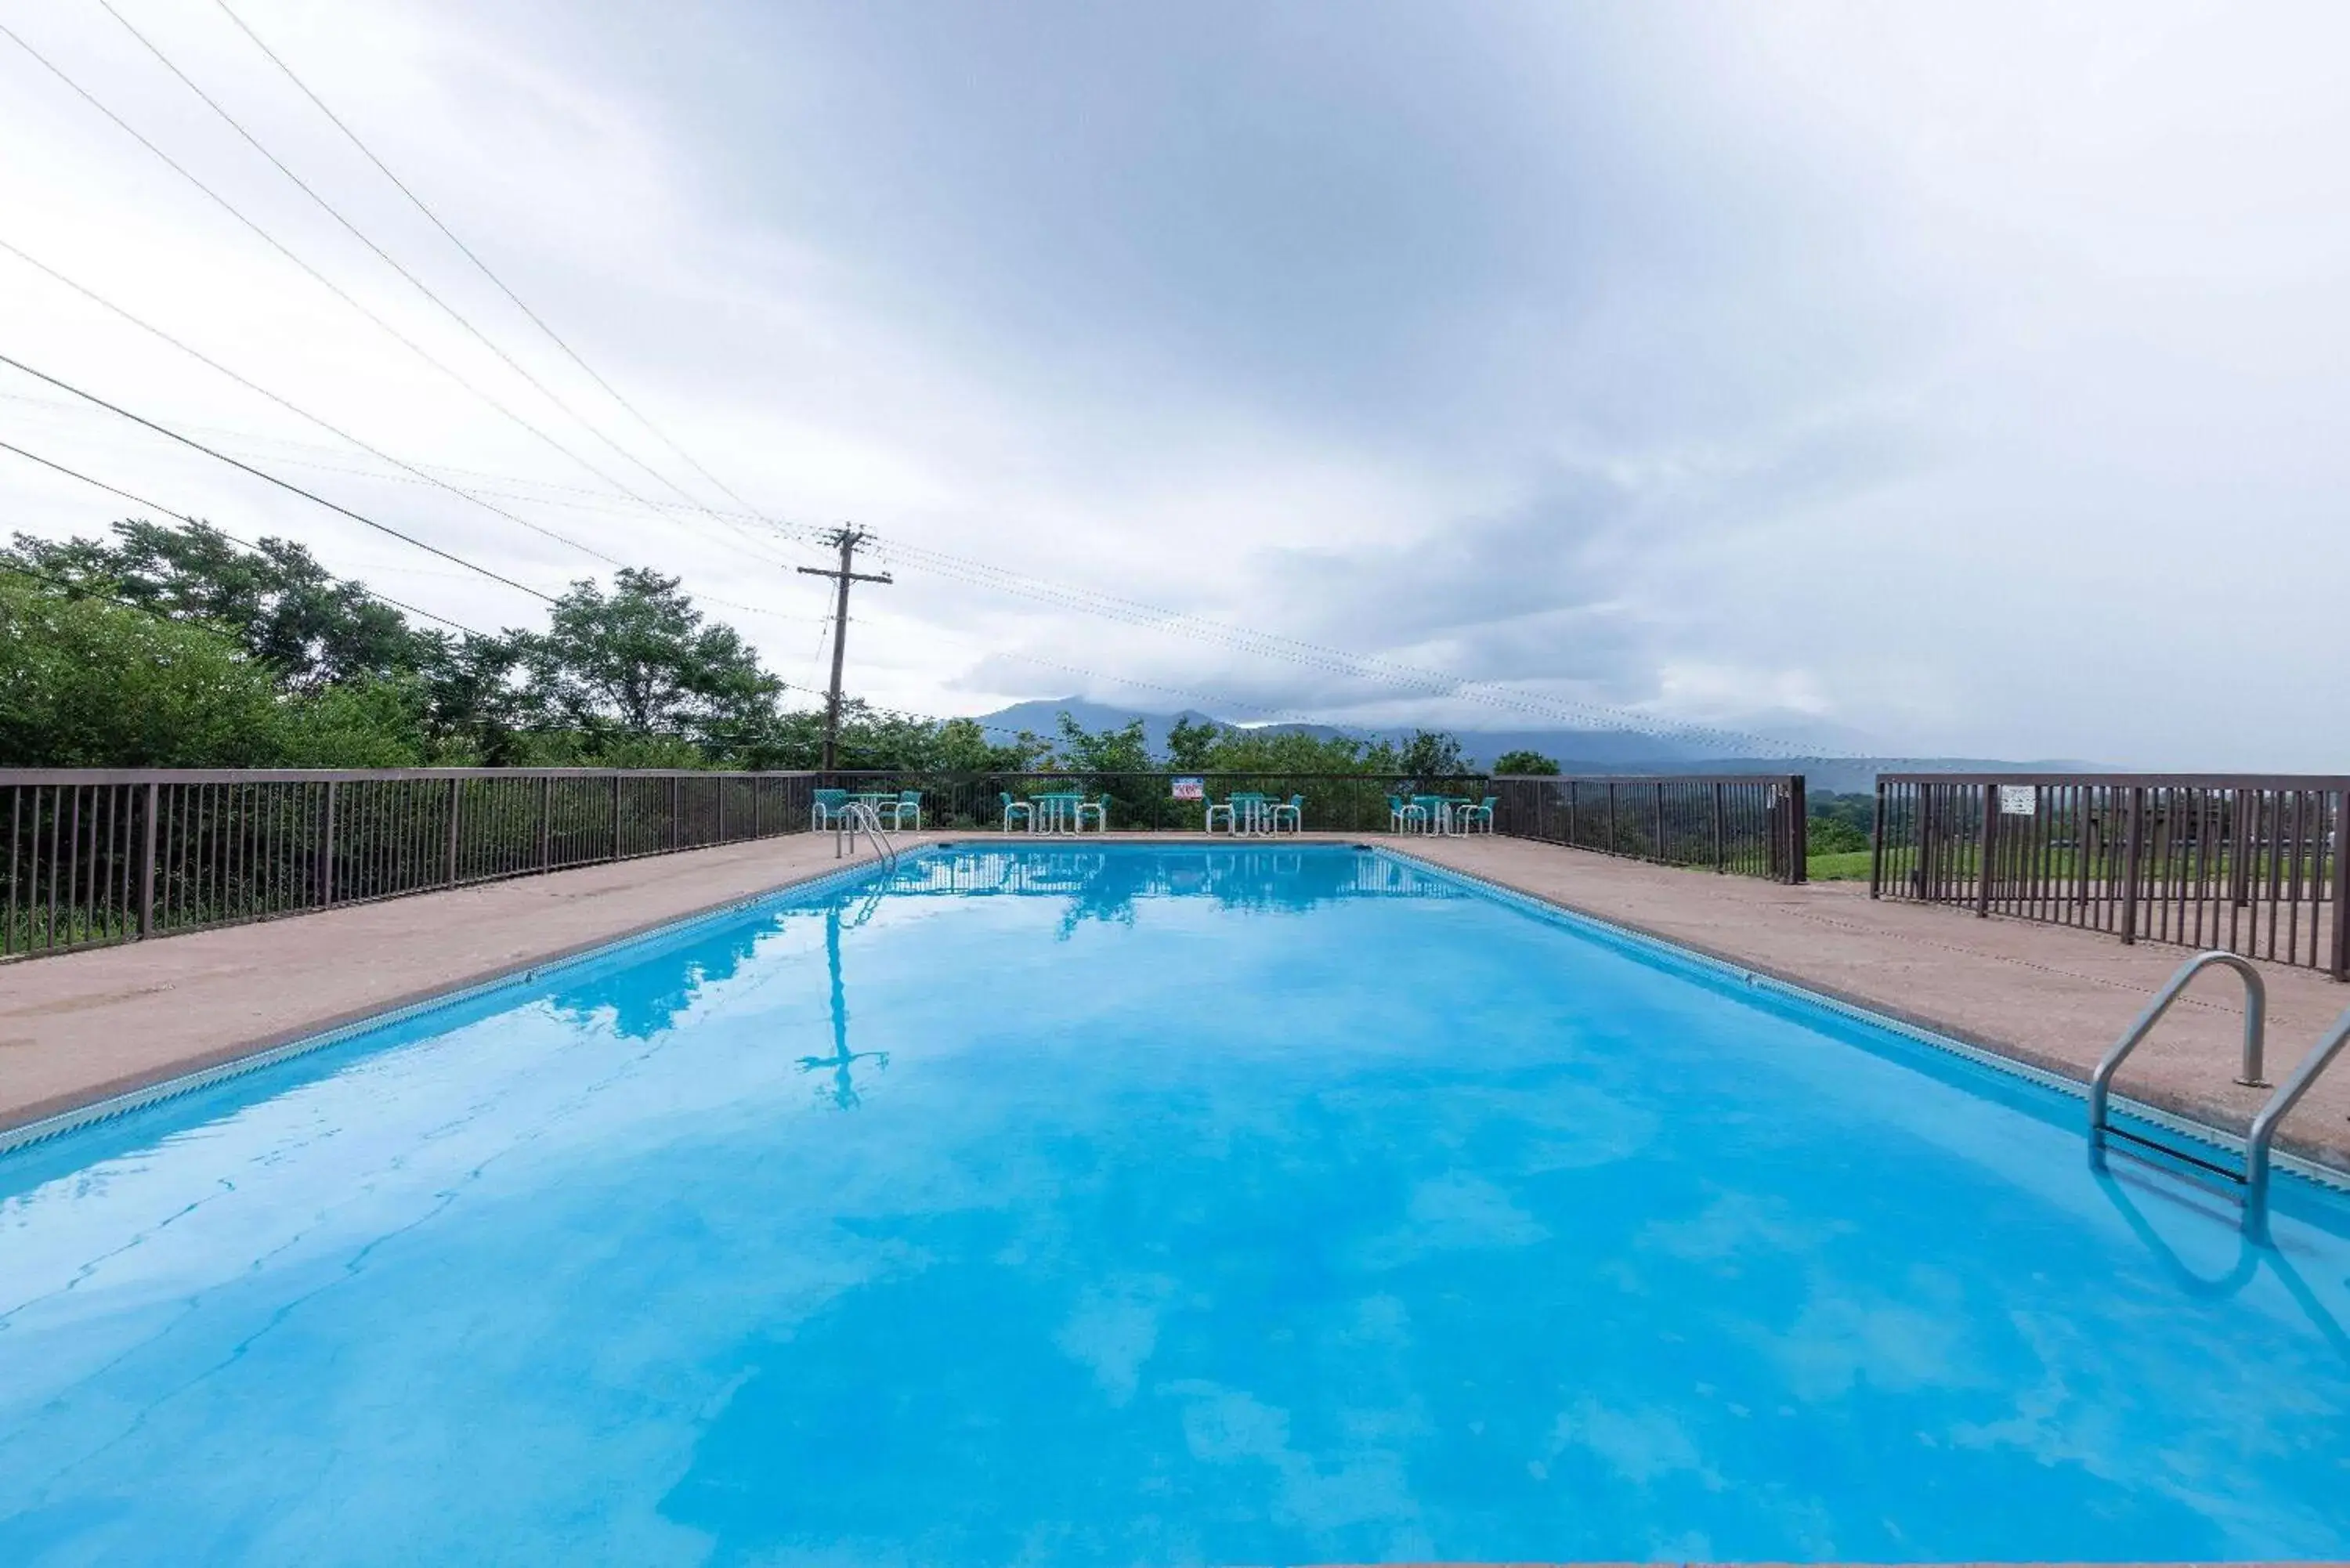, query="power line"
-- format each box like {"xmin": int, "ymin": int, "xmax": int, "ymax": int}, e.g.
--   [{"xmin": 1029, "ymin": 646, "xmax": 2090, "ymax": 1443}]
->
[
  {"xmin": 0, "ymin": 384, "xmax": 819, "ymax": 549},
  {"xmin": 0, "ymin": 240, "xmax": 819, "ymax": 634},
  {"xmin": 209, "ymin": 0, "xmax": 833, "ymax": 569},
  {"xmin": 0, "ymin": 349, "xmax": 557, "ymax": 602},
  {"xmin": 3, "ymin": 13, "xmax": 786, "ymax": 575},
  {"xmin": 0, "ymin": 436, "xmax": 492, "ymax": 637},
  {"xmin": 93, "ymin": 0, "xmax": 728, "ymax": 517}
]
